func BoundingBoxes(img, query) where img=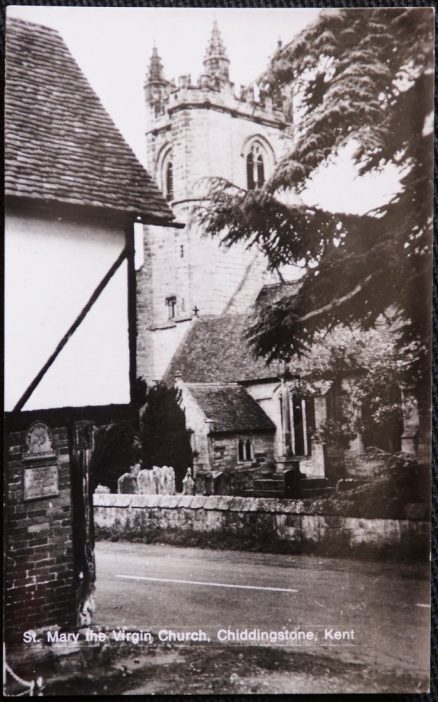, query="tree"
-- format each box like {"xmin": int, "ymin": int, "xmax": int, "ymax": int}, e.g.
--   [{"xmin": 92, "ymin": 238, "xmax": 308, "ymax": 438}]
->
[
  {"xmin": 140, "ymin": 383, "xmax": 193, "ymax": 491},
  {"xmin": 196, "ymin": 8, "xmax": 433, "ymax": 395},
  {"xmin": 90, "ymin": 421, "xmax": 141, "ymax": 492},
  {"xmin": 287, "ymin": 324, "xmax": 409, "ymax": 454}
]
